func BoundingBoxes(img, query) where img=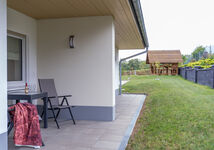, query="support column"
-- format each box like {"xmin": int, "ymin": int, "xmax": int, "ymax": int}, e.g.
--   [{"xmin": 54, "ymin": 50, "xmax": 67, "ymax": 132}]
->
[
  {"xmin": 0, "ymin": 0, "xmax": 8, "ymax": 150},
  {"xmin": 150, "ymin": 64, "xmax": 153, "ymax": 74}
]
